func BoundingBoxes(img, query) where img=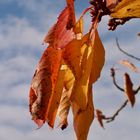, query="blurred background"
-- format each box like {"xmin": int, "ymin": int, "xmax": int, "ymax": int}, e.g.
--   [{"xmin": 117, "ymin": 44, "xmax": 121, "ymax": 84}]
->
[{"xmin": 0, "ymin": 0, "xmax": 140, "ymax": 140}]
